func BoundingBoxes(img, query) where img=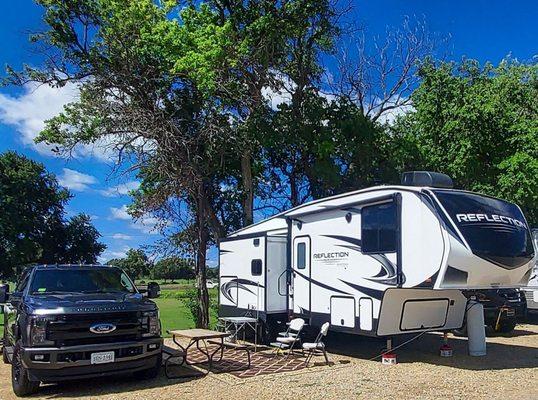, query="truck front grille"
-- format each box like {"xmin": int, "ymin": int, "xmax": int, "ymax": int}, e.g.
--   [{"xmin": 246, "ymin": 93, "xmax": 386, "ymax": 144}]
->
[{"xmin": 48, "ymin": 312, "xmax": 141, "ymax": 346}]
